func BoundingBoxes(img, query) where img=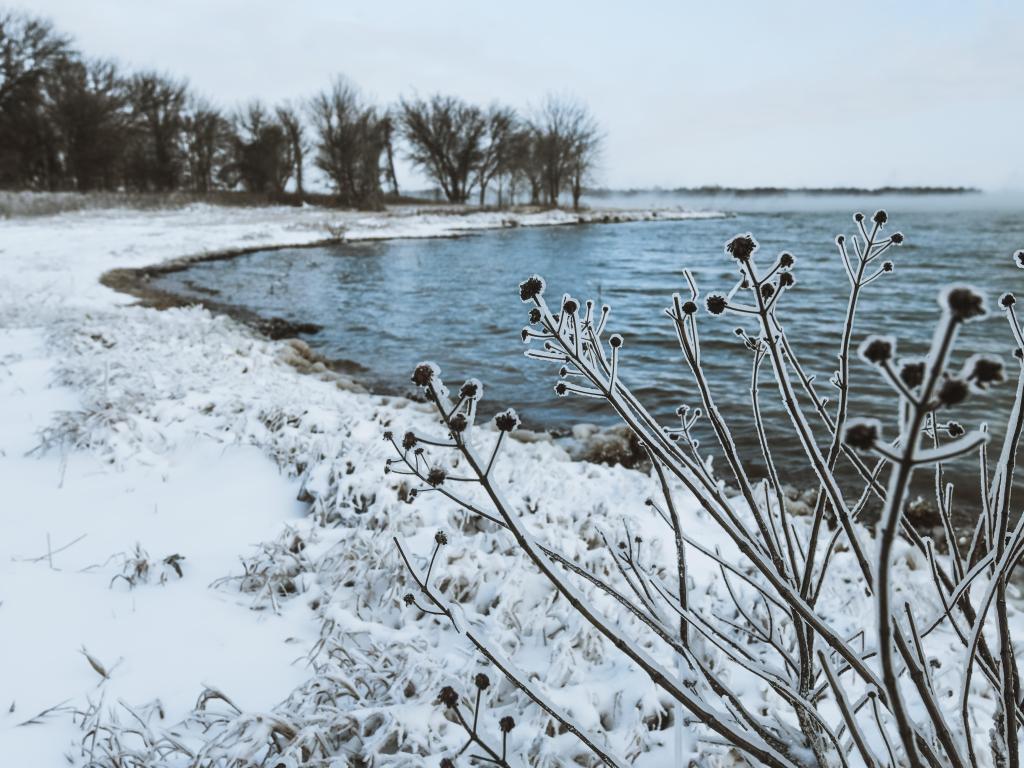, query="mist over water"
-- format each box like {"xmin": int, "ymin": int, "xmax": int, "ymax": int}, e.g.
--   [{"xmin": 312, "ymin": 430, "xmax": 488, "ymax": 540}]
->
[{"xmin": 154, "ymin": 193, "xmax": 1024, "ymax": 505}]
